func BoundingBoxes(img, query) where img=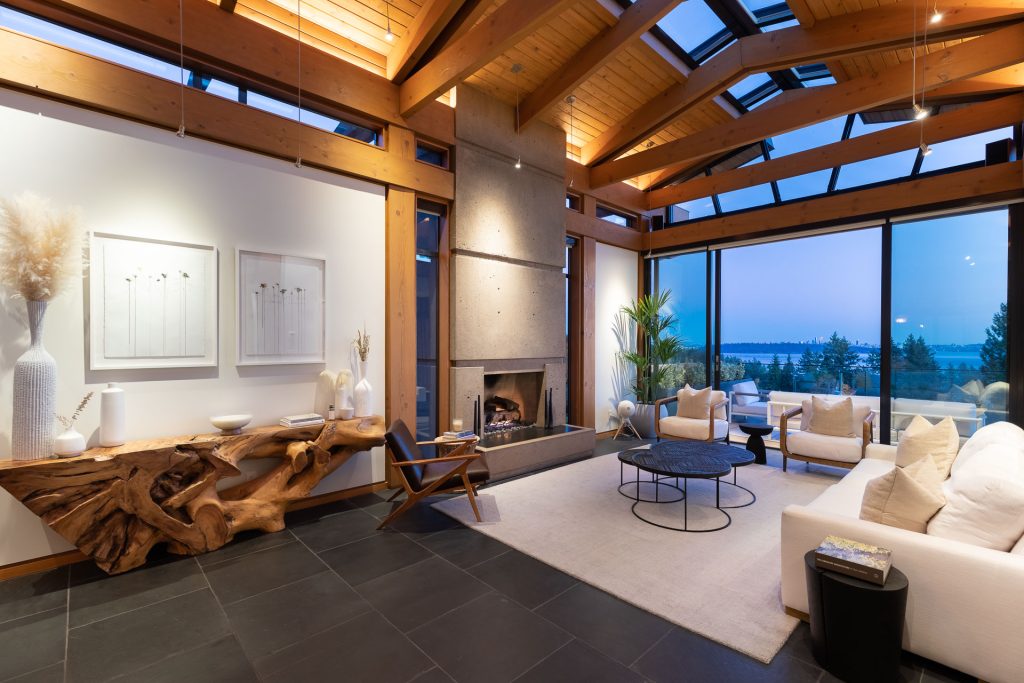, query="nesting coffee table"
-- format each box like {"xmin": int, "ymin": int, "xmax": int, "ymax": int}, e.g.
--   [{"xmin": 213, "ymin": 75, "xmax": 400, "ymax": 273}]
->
[{"xmin": 618, "ymin": 440, "xmax": 755, "ymax": 532}]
